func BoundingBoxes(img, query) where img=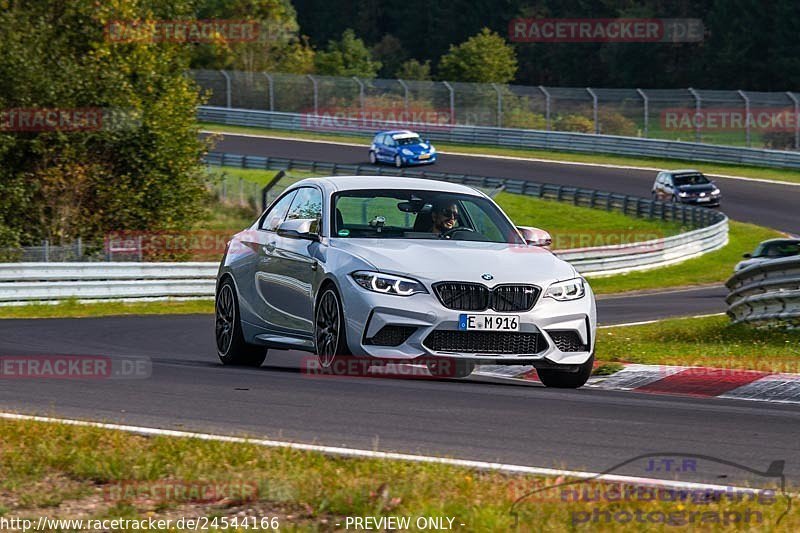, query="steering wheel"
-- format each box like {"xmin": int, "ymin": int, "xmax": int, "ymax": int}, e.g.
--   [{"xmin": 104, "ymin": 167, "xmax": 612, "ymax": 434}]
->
[{"xmin": 440, "ymin": 226, "xmax": 476, "ymax": 239}]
